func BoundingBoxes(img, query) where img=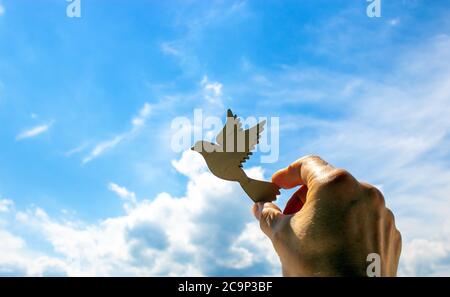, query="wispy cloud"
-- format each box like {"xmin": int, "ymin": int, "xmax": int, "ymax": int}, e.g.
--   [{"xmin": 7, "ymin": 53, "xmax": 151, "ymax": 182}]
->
[
  {"xmin": 16, "ymin": 121, "xmax": 53, "ymax": 140},
  {"xmin": 160, "ymin": 42, "xmax": 181, "ymax": 57},
  {"xmin": 108, "ymin": 183, "xmax": 136, "ymax": 201},
  {"xmin": 201, "ymin": 76, "xmax": 223, "ymax": 106},
  {"xmin": 82, "ymin": 135, "xmax": 124, "ymax": 164},
  {"xmin": 108, "ymin": 182, "xmax": 137, "ymax": 212},
  {"xmin": 388, "ymin": 18, "xmax": 400, "ymax": 26},
  {"xmin": 82, "ymin": 103, "xmax": 151, "ymax": 164},
  {"xmin": 64, "ymin": 143, "xmax": 88, "ymax": 157},
  {"xmin": 0, "ymin": 4, "xmax": 5, "ymax": 16},
  {"xmin": 158, "ymin": 1, "xmax": 249, "ymax": 76},
  {"xmin": 131, "ymin": 102, "xmax": 151, "ymax": 128}
]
